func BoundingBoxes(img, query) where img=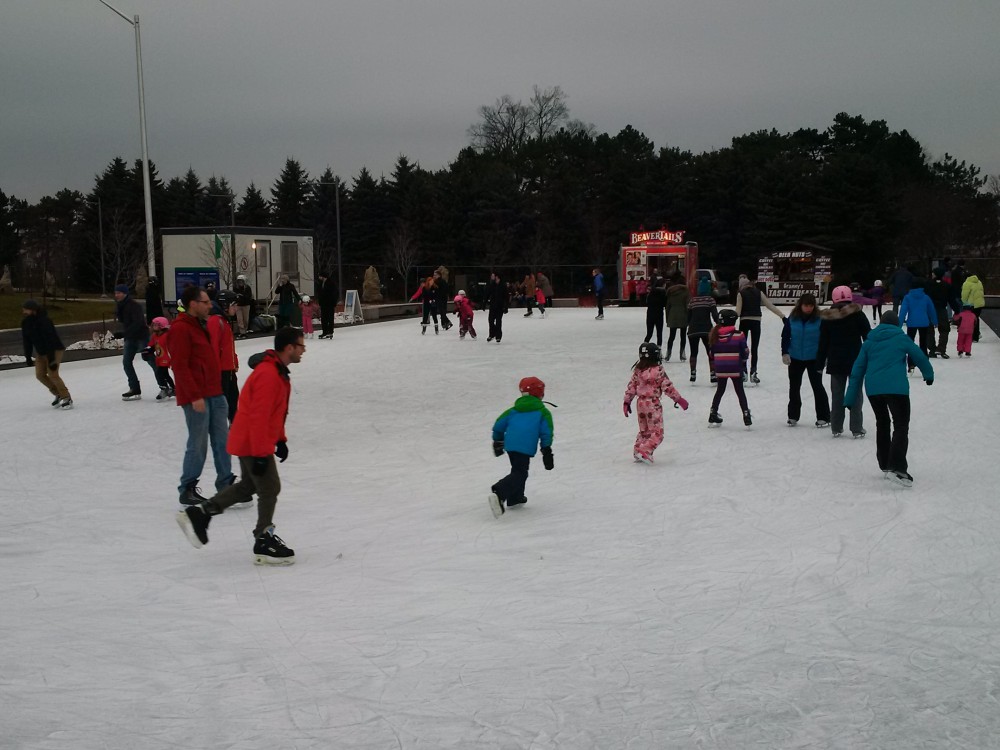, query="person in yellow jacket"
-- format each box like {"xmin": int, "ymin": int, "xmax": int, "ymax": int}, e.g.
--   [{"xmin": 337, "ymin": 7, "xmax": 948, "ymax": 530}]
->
[{"xmin": 961, "ymin": 274, "xmax": 986, "ymax": 342}]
